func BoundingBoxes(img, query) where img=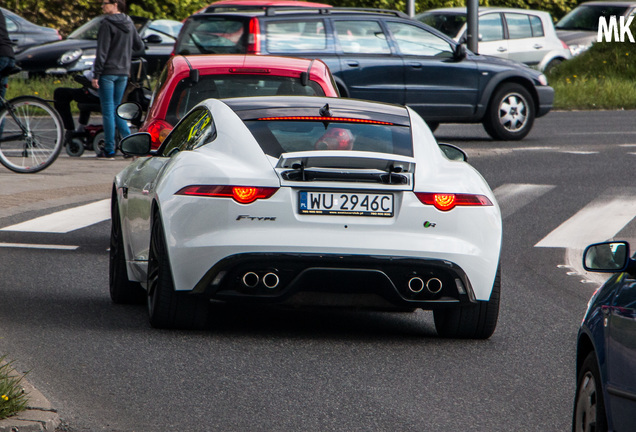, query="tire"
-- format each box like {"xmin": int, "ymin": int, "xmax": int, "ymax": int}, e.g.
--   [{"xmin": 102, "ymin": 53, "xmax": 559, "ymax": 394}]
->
[
  {"xmin": 434, "ymin": 266, "xmax": 500, "ymax": 339},
  {"xmin": 0, "ymin": 96, "xmax": 63, "ymax": 173},
  {"xmin": 147, "ymin": 210, "xmax": 209, "ymax": 329},
  {"xmin": 93, "ymin": 131, "xmax": 105, "ymax": 156},
  {"xmin": 109, "ymin": 191, "xmax": 146, "ymax": 304},
  {"xmin": 573, "ymin": 352, "xmax": 608, "ymax": 432},
  {"xmin": 65, "ymin": 137, "xmax": 85, "ymax": 157},
  {"xmin": 544, "ymin": 59, "xmax": 563, "ymax": 75},
  {"xmin": 483, "ymin": 83, "xmax": 535, "ymax": 141}
]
